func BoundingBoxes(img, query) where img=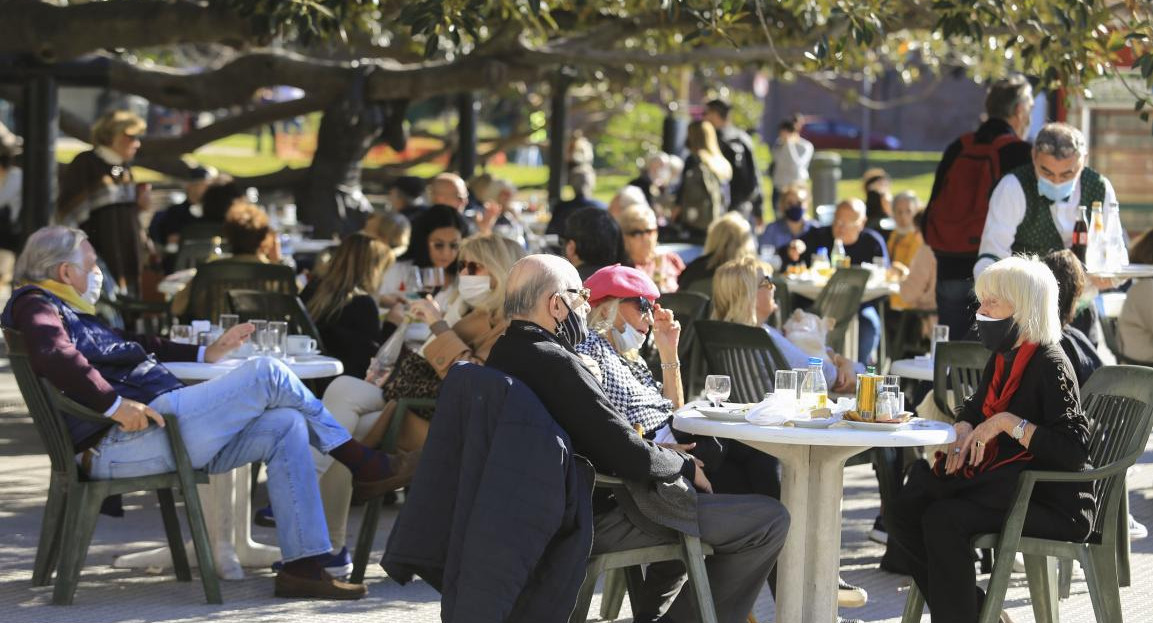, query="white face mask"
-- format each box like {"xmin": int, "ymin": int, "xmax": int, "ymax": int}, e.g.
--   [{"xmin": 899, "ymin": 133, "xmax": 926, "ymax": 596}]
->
[
  {"xmin": 458, "ymin": 274, "xmax": 492, "ymax": 306},
  {"xmin": 82, "ymin": 265, "xmax": 104, "ymax": 305},
  {"xmin": 613, "ymin": 322, "xmax": 648, "ymax": 352}
]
